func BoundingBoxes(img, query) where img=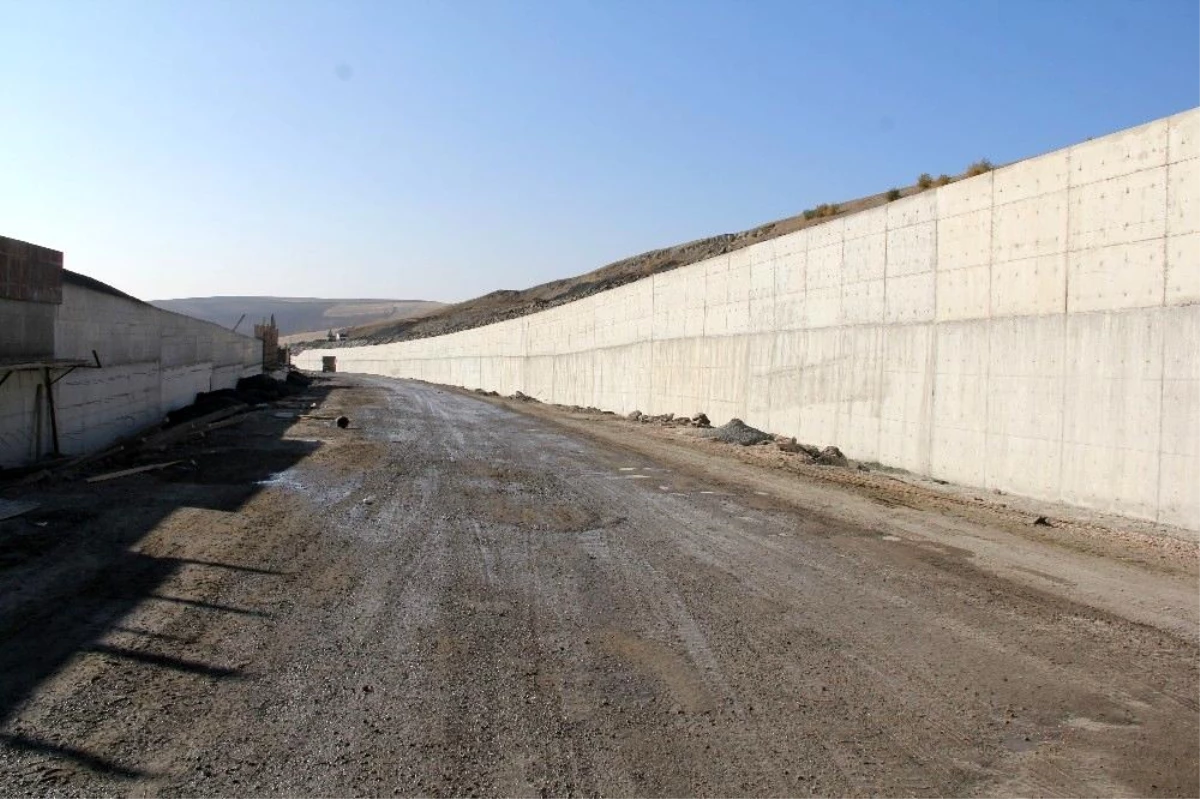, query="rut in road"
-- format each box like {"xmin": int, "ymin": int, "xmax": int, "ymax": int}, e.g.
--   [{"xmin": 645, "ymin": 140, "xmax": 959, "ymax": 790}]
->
[{"xmin": 0, "ymin": 375, "xmax": 1195, "ymax": 797}]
